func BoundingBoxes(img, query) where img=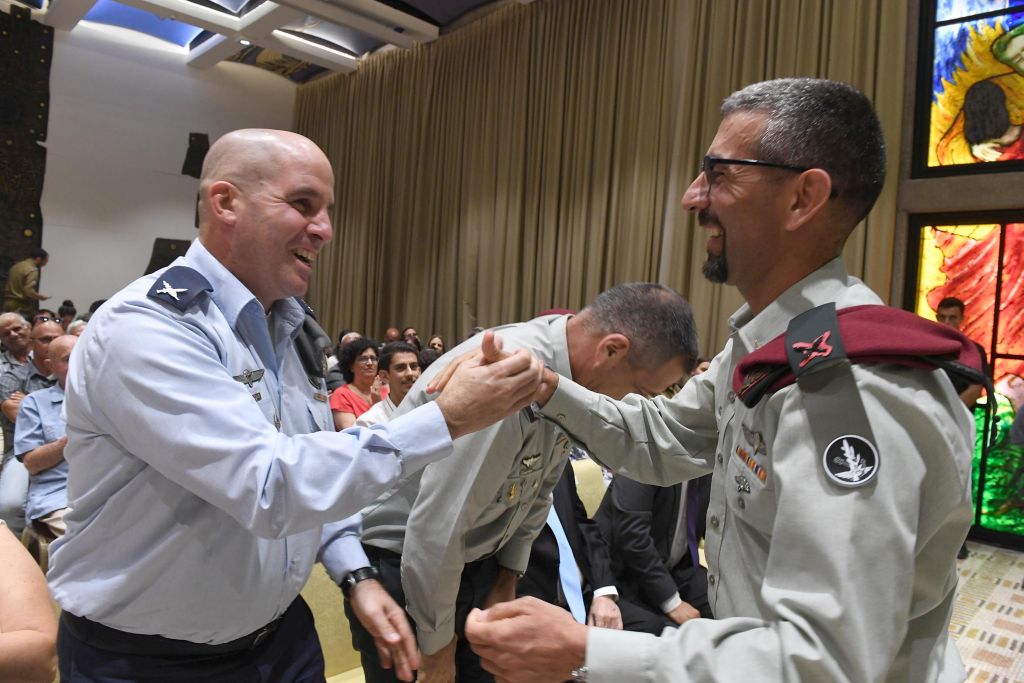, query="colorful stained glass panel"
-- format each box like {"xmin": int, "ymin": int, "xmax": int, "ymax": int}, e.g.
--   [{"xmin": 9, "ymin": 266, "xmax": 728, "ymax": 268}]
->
[{"xmin": 928, "ymin": 10, "xmax": 1024, "ymax": 167}]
